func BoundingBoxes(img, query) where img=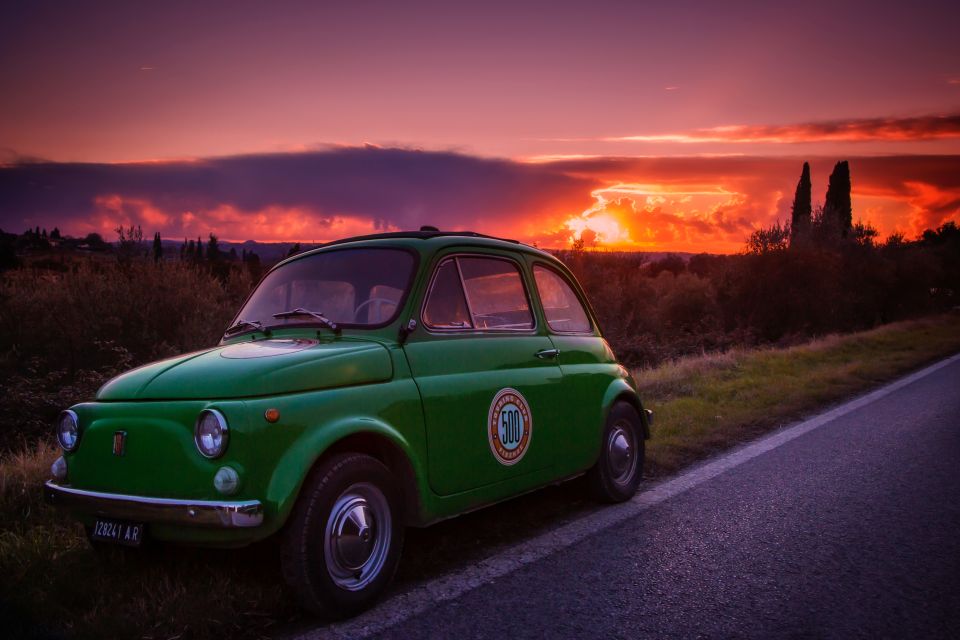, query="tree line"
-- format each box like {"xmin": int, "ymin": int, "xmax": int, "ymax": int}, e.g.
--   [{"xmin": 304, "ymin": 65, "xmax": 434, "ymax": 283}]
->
[{"xmin": 559, "ymin": 160, "xmax": 958, "ymax": 365}]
